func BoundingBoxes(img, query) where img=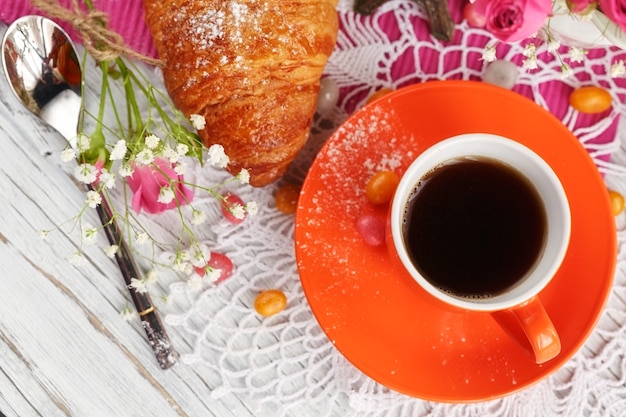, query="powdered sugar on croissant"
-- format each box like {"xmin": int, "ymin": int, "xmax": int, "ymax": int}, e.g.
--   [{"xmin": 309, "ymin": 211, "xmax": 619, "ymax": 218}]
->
[{"xmin": 143, "ymin": 0, "xmax": 339, "ymax": 186}]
